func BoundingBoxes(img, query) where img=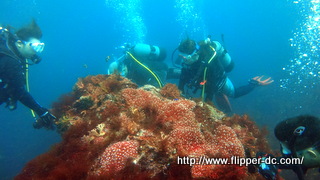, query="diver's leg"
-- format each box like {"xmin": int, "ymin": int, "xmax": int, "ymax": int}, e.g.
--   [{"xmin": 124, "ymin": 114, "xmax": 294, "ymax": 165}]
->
[
  {"xmin": 213, "ymin": 78, "xmax": 235, "ymax": 114},
  {"xmin": 214, "ymin": 92, "xmax": 232, "ymax": 113},
  {"xmin": 233, "ymin": 83, "xmax": 256, "ymax": 98},
  {"xmin": 221, "ymin": 78, "xmax": 235, "ymax": 97}
]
